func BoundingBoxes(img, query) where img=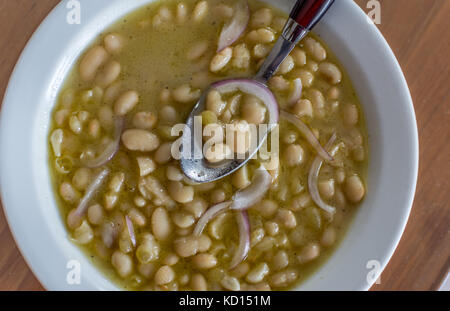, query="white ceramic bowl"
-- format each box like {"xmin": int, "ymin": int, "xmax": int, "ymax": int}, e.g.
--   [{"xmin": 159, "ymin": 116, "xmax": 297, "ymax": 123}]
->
[{"xmin": 0, "ymin": 0, "xmax": 418, "ymax": 291}]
